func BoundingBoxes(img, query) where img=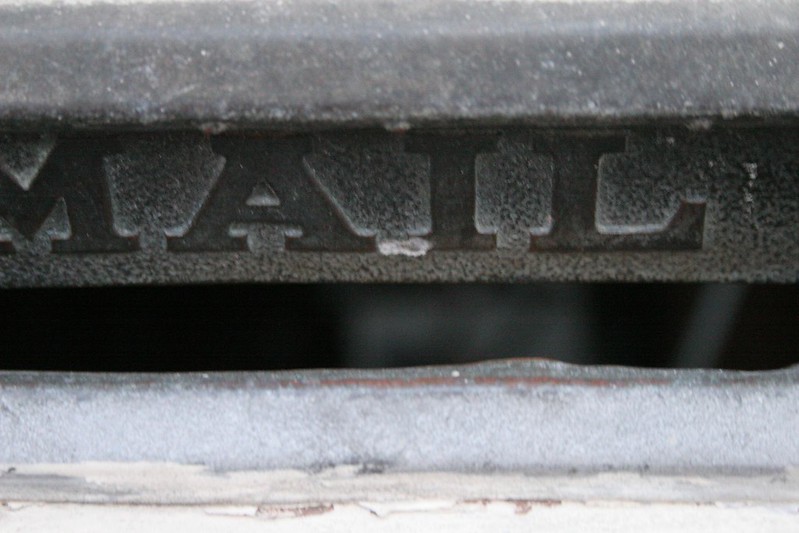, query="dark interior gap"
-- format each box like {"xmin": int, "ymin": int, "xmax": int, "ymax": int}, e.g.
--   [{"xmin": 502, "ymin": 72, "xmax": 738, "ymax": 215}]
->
[{"xmin": 0, "ymin": 284, "xmax": 796, "ymax": 372}]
